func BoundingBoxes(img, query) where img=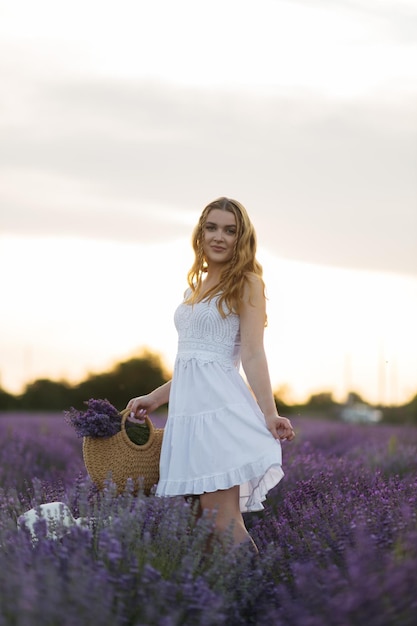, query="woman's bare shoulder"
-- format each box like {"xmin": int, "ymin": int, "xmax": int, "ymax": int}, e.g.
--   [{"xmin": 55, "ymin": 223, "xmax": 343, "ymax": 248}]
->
[{"xmin": 242, "ymin": 273, "xmax": 265, "ymax": 299}]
